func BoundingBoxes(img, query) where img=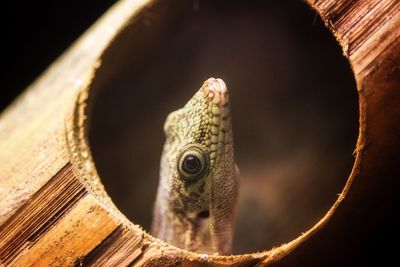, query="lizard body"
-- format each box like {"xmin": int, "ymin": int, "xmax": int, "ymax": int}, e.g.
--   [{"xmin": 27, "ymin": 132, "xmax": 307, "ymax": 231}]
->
[{"xmin": 151, "ymin": 78, "xmax": 238, "ymax": 255}]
